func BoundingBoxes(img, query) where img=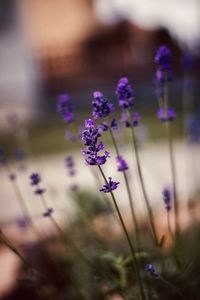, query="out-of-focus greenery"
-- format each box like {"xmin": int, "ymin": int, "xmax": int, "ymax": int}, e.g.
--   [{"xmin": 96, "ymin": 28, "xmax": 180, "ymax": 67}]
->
[{"xmin": 2, "ymin": 189, "xmax": 200, "ymax": 300}]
